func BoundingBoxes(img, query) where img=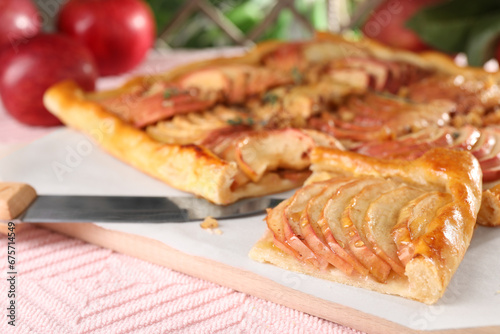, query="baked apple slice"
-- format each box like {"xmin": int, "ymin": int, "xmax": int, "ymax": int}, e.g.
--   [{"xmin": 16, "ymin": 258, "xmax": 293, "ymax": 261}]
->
[
  {"xmin": 201, "ymin": 126, "xmax": 250, "ymax": 156},
  {"xmin": 178, "ymin": 65, "xmax": 293, "ymax": 104},
  {"xmin": 363, "ymin": 186, "xmax": 424, "ymax": 276},
  {"xmin": 299, "ymin": 129, "xmax": 344, "ymax": 150},
  {"xmin": 385, "ymin": 100, "xmax": 452, "ymax": 135},
  {"xmin": 384, "ymin": 61, "xmax": 403, "ymax": 94},
  {"xmin": 265, "ymin": 198, "xmax": 302, "ymax": 260},
  {"xmin": 343, "ymin": 58, "xmax": 389, "ymax": 91},
  {"xmin": 299, "ymin": 178, "xmax": 356, "ymax": 275},
  {"xmin": 357, "ymin": 91, "xmax": 405, "ymax": 113},
  {"xmin": 355, "ymin": 128, "xmax": 433, "ymax": 157},
  {"xmin": 302, "ymin": 40, "xmax": 368, "ymax": 65},
  {"xmin": 222, "ymin": 66, "xmax": 249, "ymax": 104},
  {"xmin": 478, "ymin": 129, "xmax": 500, "ymax": 170},
  {"xmin": 327, "ymin": 68, "xmax": 371, "ymax": 90},
  {"xmin": 283, "ymin": 182, "xmax": 329, "ymax": 269},
  {"xmin": 357, "ymin": 126, "xmax": 453, "ymax": 160},
  {"xmin": 340, "ymin": 181, "xmax": 394, "ymax": 282},
  {"xmin": 178, "ymin": 67, "xmax": 230, "ymax": 98},
  {"xmin": 234, "ymin": 129, "xmax": 322, "ymax": 182},
  {"xmin": 482, "ymin": 165, "xmax": 500, "ymax": 183},
  {"xmin": 470, "ymin": 130, "xmax": 495, "ymax": 159},
  {"xmin": 450, "ymin": 125, "xmax": 481, "ymax": 150},
  {"xmin": 245, "ymin": 67, "xmax": 293, "ymax": 97},
  {"xmin": 308, "ymin": 181, "xmax": 370, "ymax": 276},
  {"xmin": 127, "ymin": 89, "xmax": 217, "ymax": 128},
  {"xmin": 317, "ymin": 178, "xmax": 384, "ymax": 278},
  {"xmin": 261, "ymin": 42, "xmax": 305, "ymax": 72},
  {"xmin": 340, "ymin": 95, "xmax": 394, "ymax": 121},
  {"xmin": 303, "ymin": 177, "xmax": 368, "ymax": 276},
  {"xmin": 466, "ymin": 129, "xmax": 500, "ymax": 183},
  {"xmin": 392, "ymin": 191, "xmax": 452, "ymax": 265},
  {"xmin": 384, "ymin": 129, "xmax": 453, "ymax": 160}
]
